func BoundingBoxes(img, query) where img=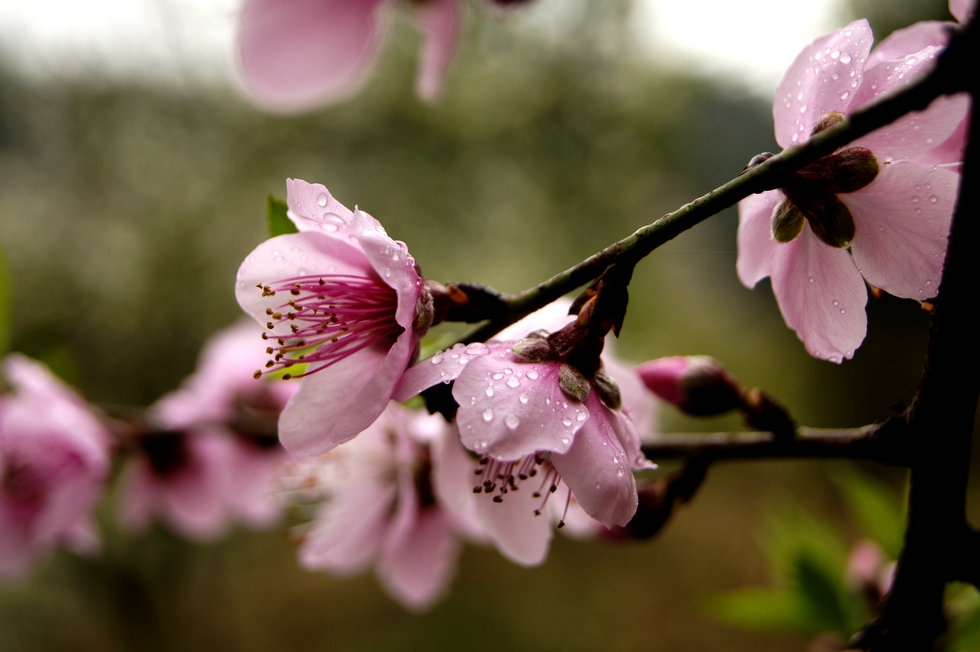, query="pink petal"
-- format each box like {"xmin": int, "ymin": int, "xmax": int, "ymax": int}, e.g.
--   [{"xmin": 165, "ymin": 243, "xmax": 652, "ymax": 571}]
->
[
  {"xmin": 769, "ymin": 228, "xmax": 868, "ymax": 362},
  {"xmin": 865, "ymin": 21, "xmax": 951, "ymax": 67},
  {"xmin": 299, "ymin": 482, "xmax": 394, "ymax": 573},
  {"xmin": 393, "ymin": 342, "xmax": 492, "ymax": 401},
  {"xmin": 603, "ymin": 354, "xmax": 657, "ymax": 446},
  {"xmin": 736, "ymin": 190, "xmax": 784, "ymax": 288},
  {"xmin": 774, "ymin": 19, "xmax": 873, "ymax": 148},
  {"xmin": 470, "ymin": 476, "xmax": 553, "ymax": 566},
  {"xmin": 413, "ymin": 0, "xmax": 461, "ymax": 102},
  {"xmin": 950, "ymin": 0, "xmax": 977, "ymax": 23},
  {"xmin": 359, "ymin": 231, "xmax": 424, "ymax": 329},
  {"xmin": 847, "ymin": 162, "xmax": 958, "ymax": 299},
  {"xmin": 235, "ymin": 230, "xmax": 374, "ymax": 333},
  {"xmin": 551, "ymin": 400, "xmax": 637, "ymax": 527},
  {"xmin": 277, "ymin": 341, "xmax": 393, "ymax": 455},
  {"xmin": 378, "ymin": 510, "xmax": 458, "ymax": 610},
  {"xmin": 453, "ymin": 352, "xmax": 589, "ymax": 460},
  {"xmin": 237, "ymin": 0, "xmax": 388, "ymax": 112}
]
